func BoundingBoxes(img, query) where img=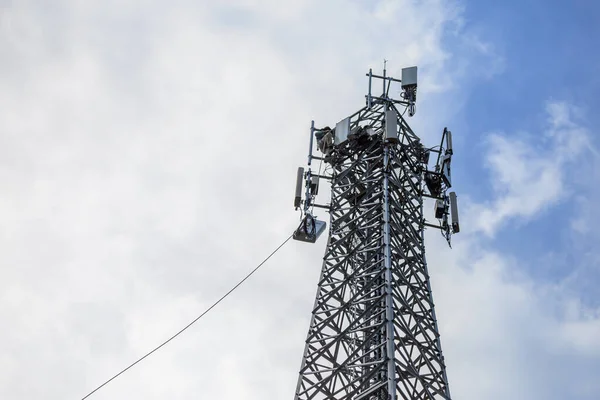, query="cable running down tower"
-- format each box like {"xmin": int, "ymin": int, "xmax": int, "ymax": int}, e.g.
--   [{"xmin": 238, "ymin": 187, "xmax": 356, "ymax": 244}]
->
[{"xmin": 292, "ymin": 66, "xmax": 459, "ymax": 400}]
